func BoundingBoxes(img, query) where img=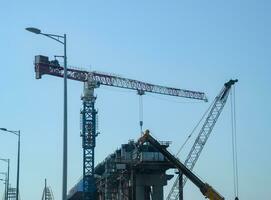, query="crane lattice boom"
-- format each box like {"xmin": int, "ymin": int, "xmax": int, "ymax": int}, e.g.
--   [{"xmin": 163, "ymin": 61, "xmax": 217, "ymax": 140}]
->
[
  {"xmin": 35, "ymin": 55, "xmax": 207, "ymax": 101},
  {"xmin": 166, "ymin": 79, "xmax": 237, "ymax": 200}
]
